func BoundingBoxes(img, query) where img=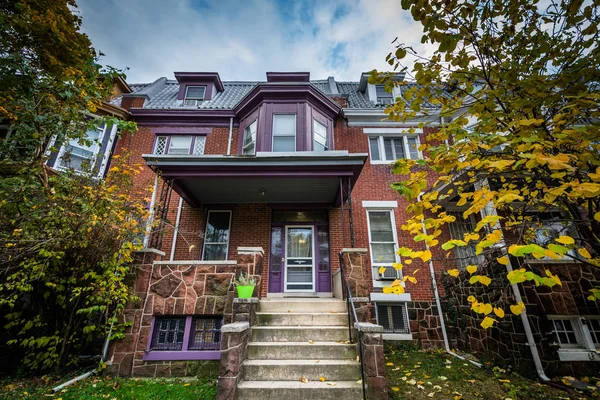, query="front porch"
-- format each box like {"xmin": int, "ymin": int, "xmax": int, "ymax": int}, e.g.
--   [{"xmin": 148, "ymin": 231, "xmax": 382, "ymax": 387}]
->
[{"xmin": 143, "ymin": 151, "xmax": 368, "ymax": 298}]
